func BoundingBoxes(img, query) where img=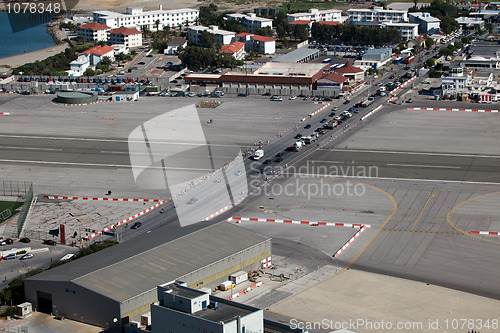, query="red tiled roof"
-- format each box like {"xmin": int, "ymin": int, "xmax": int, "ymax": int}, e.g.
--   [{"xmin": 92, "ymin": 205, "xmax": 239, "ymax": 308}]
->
[
  {"xmin": 235, "ymin": 32, "xmax": 253, "ymax": 37},
  {"xmin": 320, "ymin": 72, "xmax": 348, "ymax": 83},
  {"xmin": 289, "ymin": 20, "xmax": 313, "ymax": 25},
  {"xmin": 317, "ymin": 21, "xmax": 342, "ymax": 25},
  {"xmin": 79, "ymin": 23, "xmax": 110, "ymax": 31},
  {"xmin": 80, "ymin": 45, "xmax": 114, "ymax": 56},
  {"xmin": 333, "ymin": 61, "xmax": 363, "ymax": 74},
  {"xmin": 220, "ymin": 41, "xmax": 245, "ymax": 54},
  {"xmin": 251, "ymin": 35, "xmax": 275, "ymax": 42},
  {"xmin": 109, "ymin": 27, "xmax": 141, "ymax": 36}
]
